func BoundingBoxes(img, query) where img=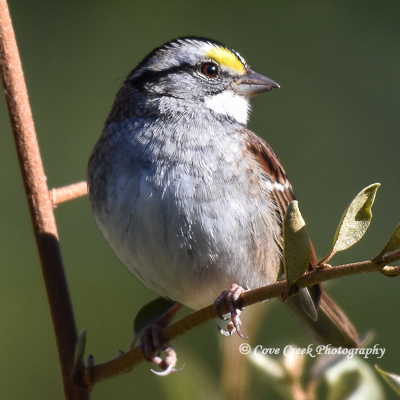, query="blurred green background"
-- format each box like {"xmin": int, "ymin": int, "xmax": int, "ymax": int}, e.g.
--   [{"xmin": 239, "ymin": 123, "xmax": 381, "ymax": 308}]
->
[{"xmin": 1, "ymin": 0, "xmax": 399, "ymax": 399}]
